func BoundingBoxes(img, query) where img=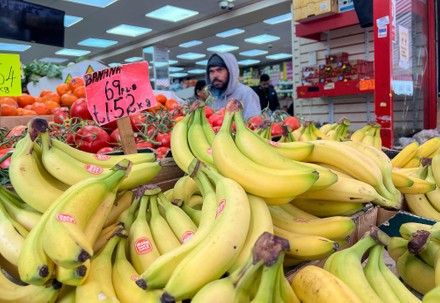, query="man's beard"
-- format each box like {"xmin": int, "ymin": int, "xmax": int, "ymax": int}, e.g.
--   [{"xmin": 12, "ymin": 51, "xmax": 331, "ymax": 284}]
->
[{"xmin": 212, "ymin": 78, "xmax": 228, "ymax": 90}]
